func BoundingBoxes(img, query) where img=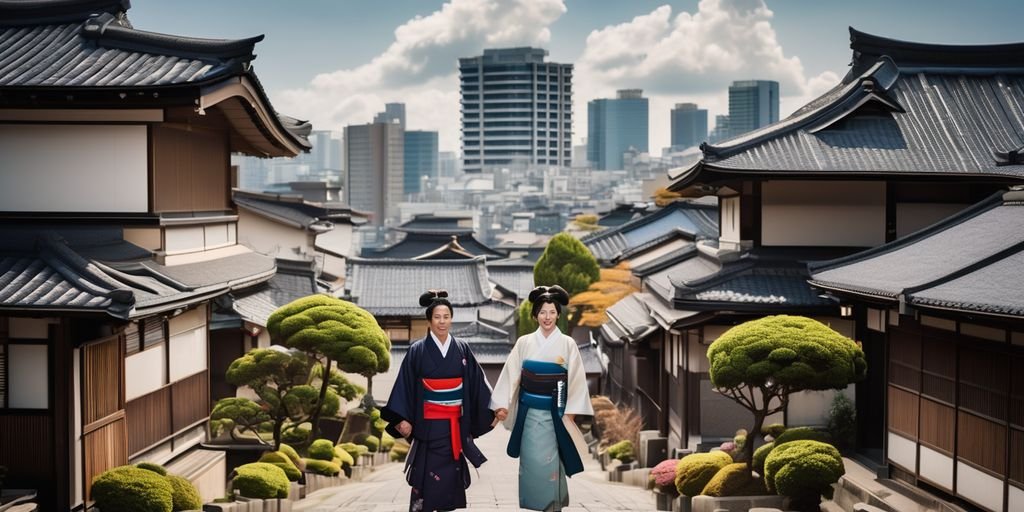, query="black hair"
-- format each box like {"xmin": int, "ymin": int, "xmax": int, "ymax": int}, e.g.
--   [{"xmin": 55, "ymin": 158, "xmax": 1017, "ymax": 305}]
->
[
  {"xmin": 528, "ymin": 285, "xmax": 570, "ymax": 318},
  {"xmin": 419, "ymin": 289, "xmax": 454, "ymax": 320}
]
